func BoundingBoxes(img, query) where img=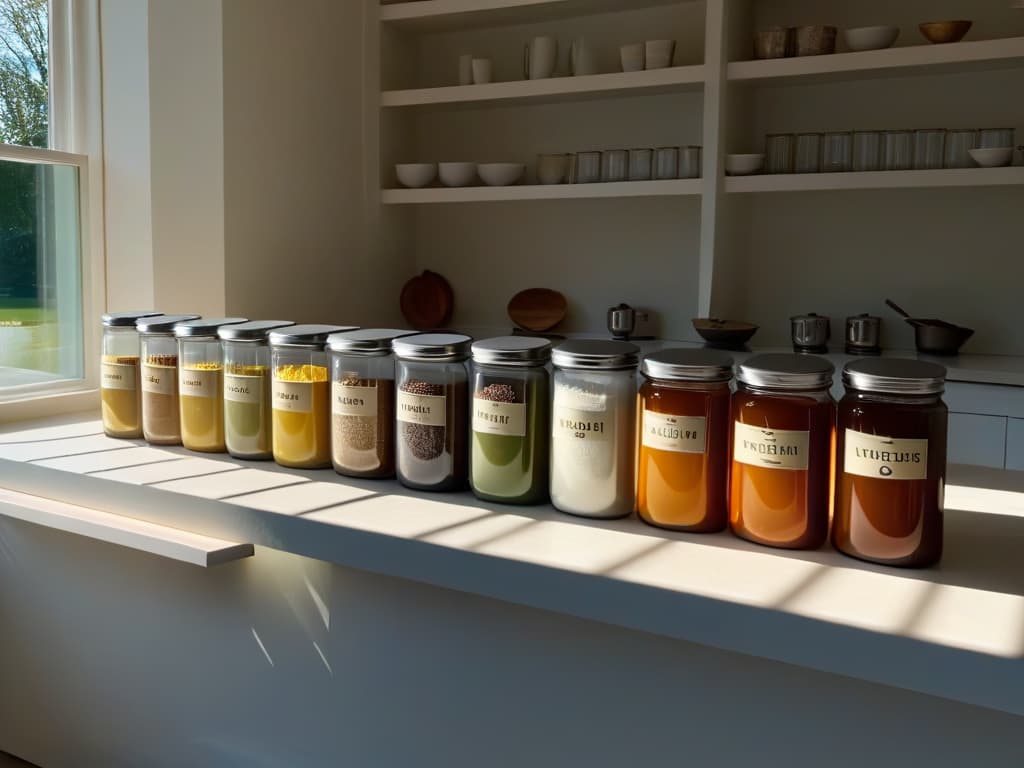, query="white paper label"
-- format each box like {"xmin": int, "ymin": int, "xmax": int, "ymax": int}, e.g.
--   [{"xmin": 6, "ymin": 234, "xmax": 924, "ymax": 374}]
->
[
  {"xmin": 473, "ymin": 398, "xmax": 527, "ymax": 437},
  {"xmin": 224, "ymin": 374, "xmax": 262, "ymax": 405},
  {"xmin": 397, "ymin": 391, "xmax": 445, "ymax": 427},
  {"xmin": 272, "ymin": 379, "xmax": 312, "ymax": 413},
  {"xmin": 844, "ymin": 429, "xmax": 928, "ymax": 480},
  {"xmin": 553, "ymin": 406, "xmax": 611, "ymax": 443},
  {"xmin": 179, "ymin": 367, "xmax": 219, "ymax": 398},
  {"xmin": 333, "ymin": 383, "xmax": 378, "ymax": 418},
  {"xmin": 733, "ymin": 422, "xmax": 809, "ymax": 470},
  {"xmin": 141, "ymin": 364, "xmax": 175, "ymax": 396},
  {"xmin": 101, "ymin": 362, "xmax": 137, "ymax": 391},
  {"xmin": 642, "ymin": 411, "xmax": 705, "ymax": 454}
]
